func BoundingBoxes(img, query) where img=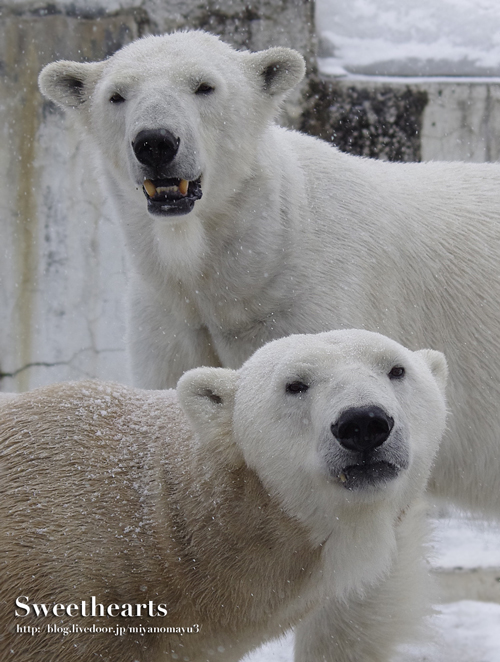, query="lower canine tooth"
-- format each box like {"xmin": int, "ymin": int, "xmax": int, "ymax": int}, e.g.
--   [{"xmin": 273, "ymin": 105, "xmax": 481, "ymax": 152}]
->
[
  {"xmin": 179, "ymin": 179, "xmax": 189, "ymax": 196},
  {"xmin": 144, "ymin": 179, "xmax": 156, "ymax": 197}
]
